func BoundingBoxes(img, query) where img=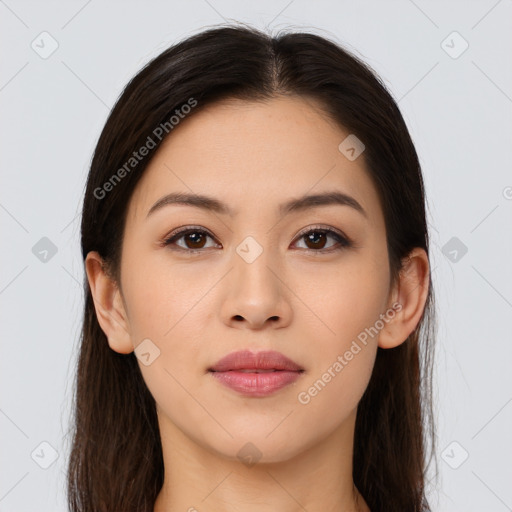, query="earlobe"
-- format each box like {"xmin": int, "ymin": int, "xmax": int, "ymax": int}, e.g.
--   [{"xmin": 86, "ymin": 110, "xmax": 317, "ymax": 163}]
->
[
  {"xmin": 84, "ymin": 251, "xmax": 134, "ymax": 354},
  {"xmin": 378, "ymin": 248, "xmax": 430, "ymax": 349}
]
